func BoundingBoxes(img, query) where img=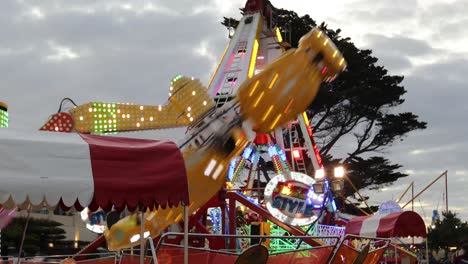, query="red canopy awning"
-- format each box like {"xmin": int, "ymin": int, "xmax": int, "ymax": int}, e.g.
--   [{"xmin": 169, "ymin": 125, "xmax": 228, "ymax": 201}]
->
[
  {"xmin": 345, "ymin": 211, "xmax": 427, "ymax": 238},
  {"xmin": 0, "ymin": 129, "xmax": 189, "ymax": 212}
]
